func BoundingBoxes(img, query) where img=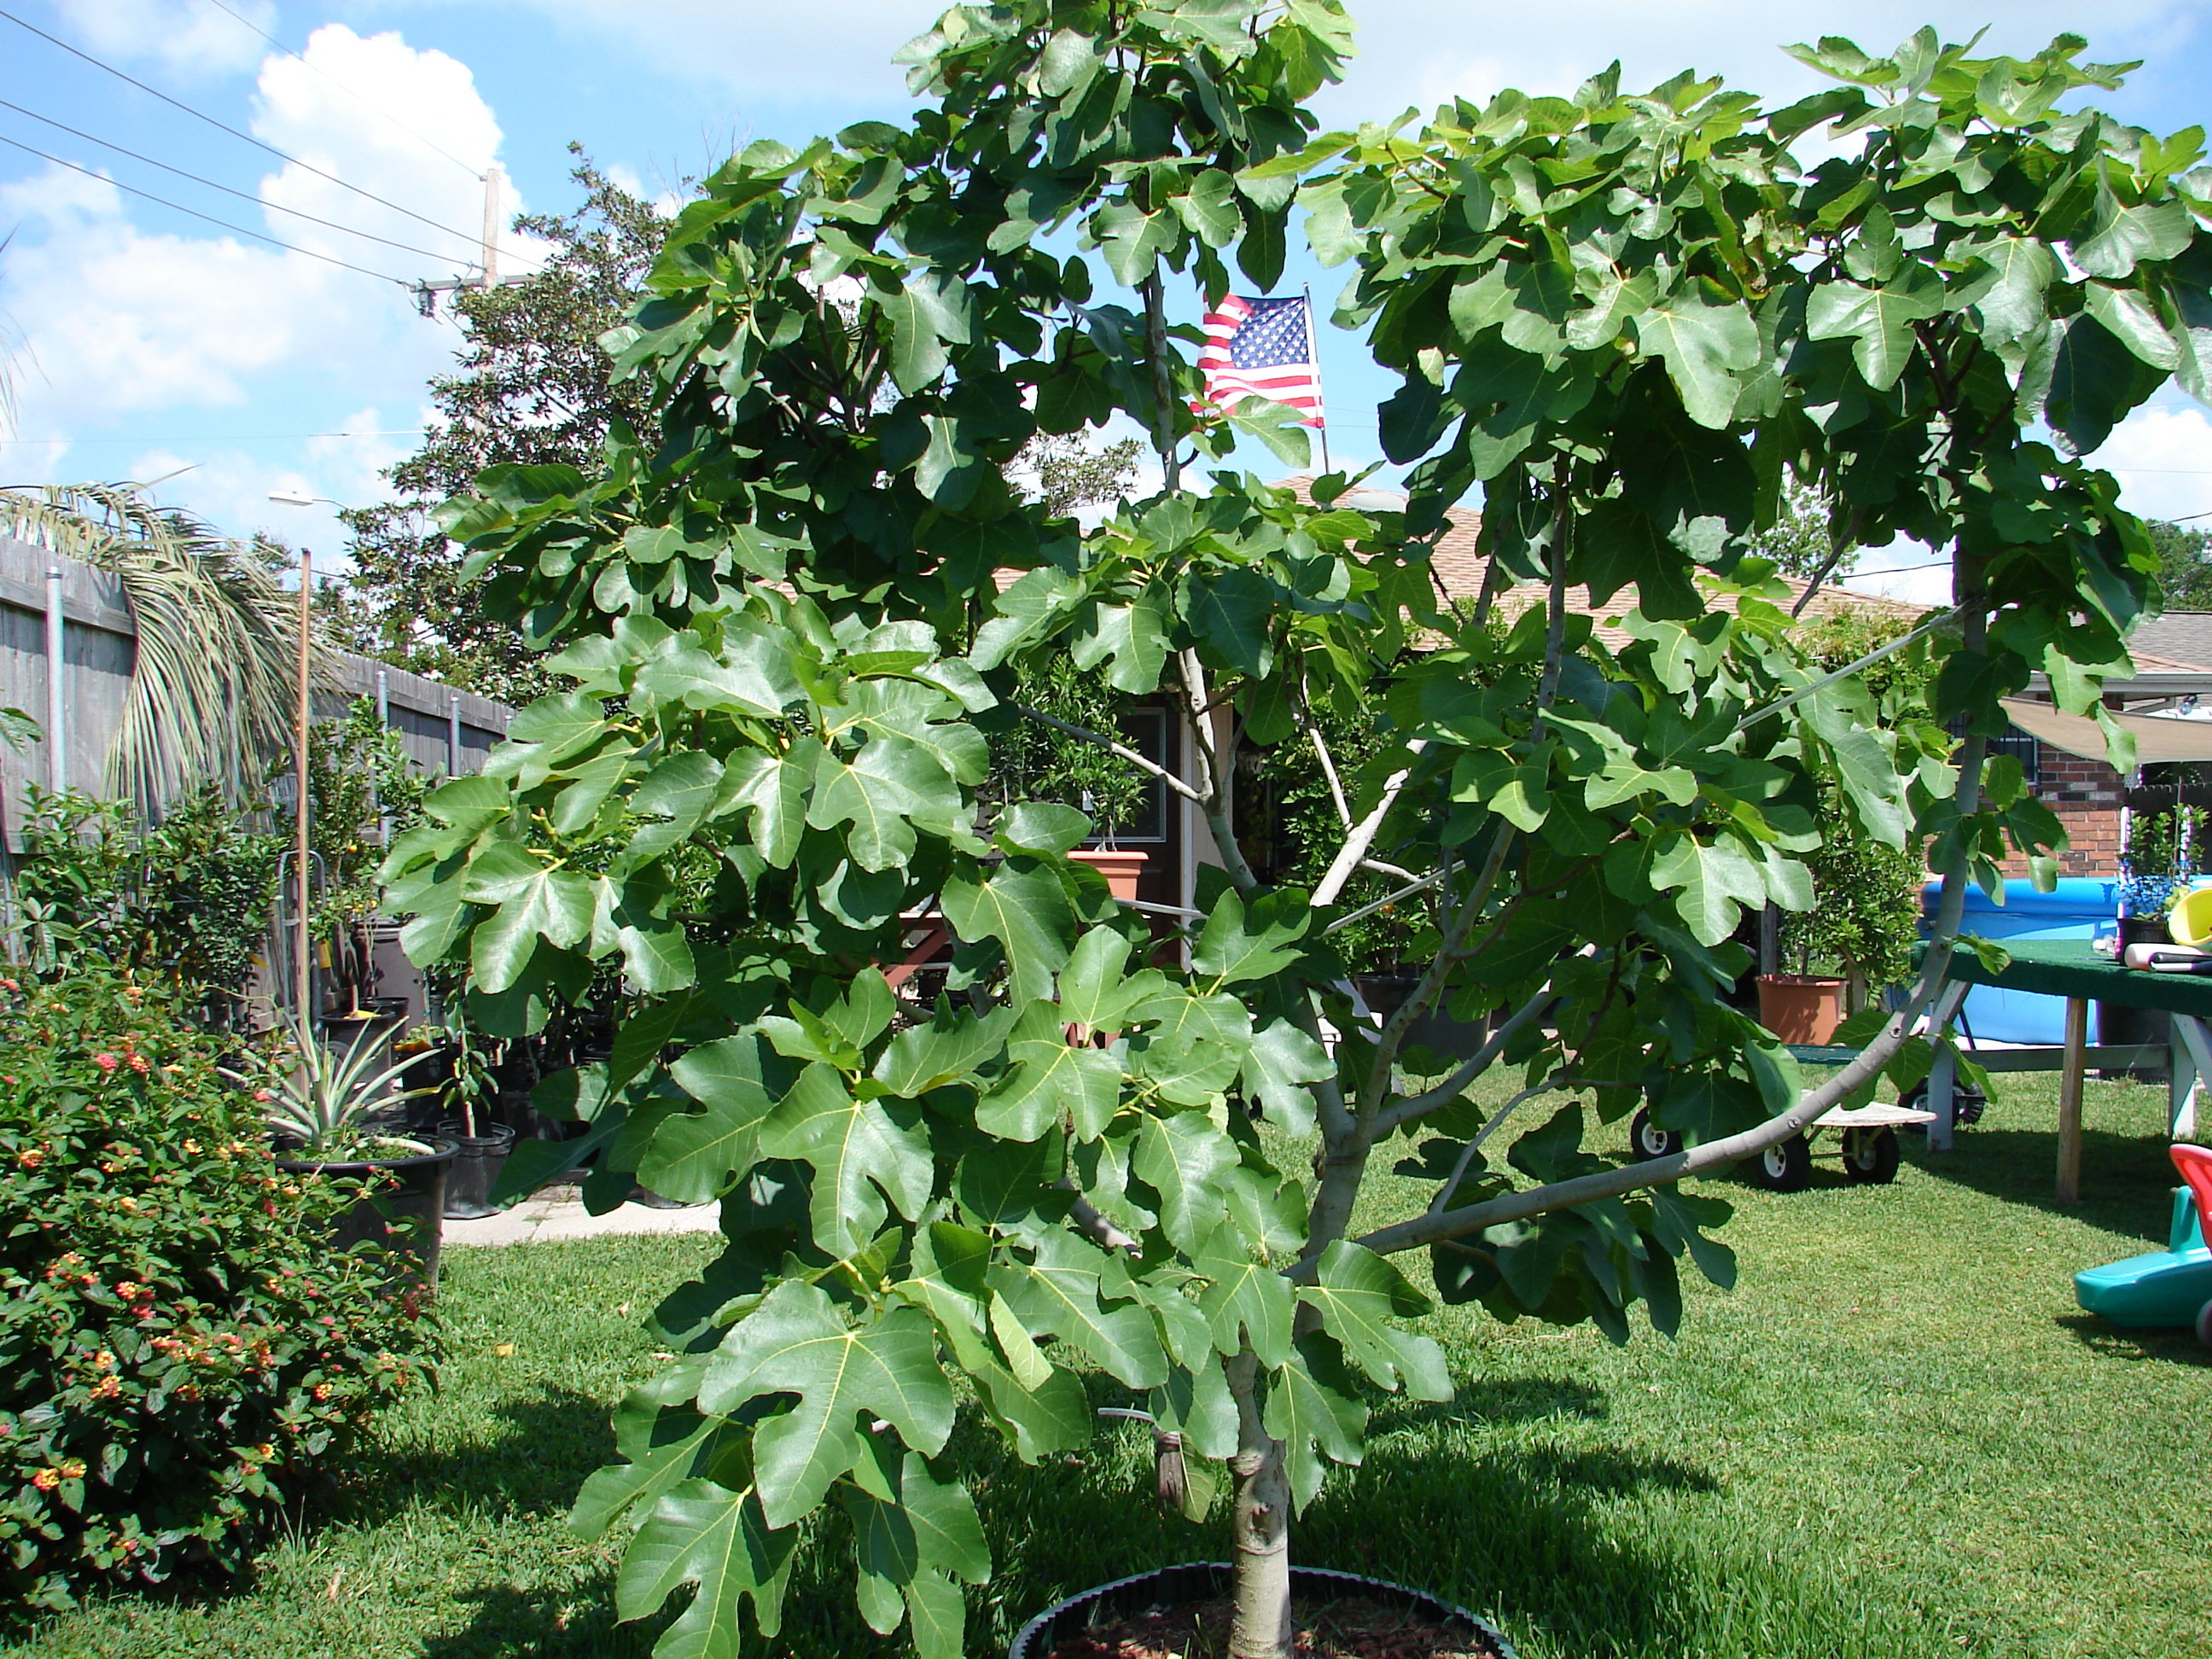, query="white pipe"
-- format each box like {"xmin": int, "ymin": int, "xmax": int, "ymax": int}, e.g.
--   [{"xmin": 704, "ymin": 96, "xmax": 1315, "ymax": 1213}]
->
[{"xmin": 43, "ymin": 567, "xmax": 64, "ymax": 794}]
